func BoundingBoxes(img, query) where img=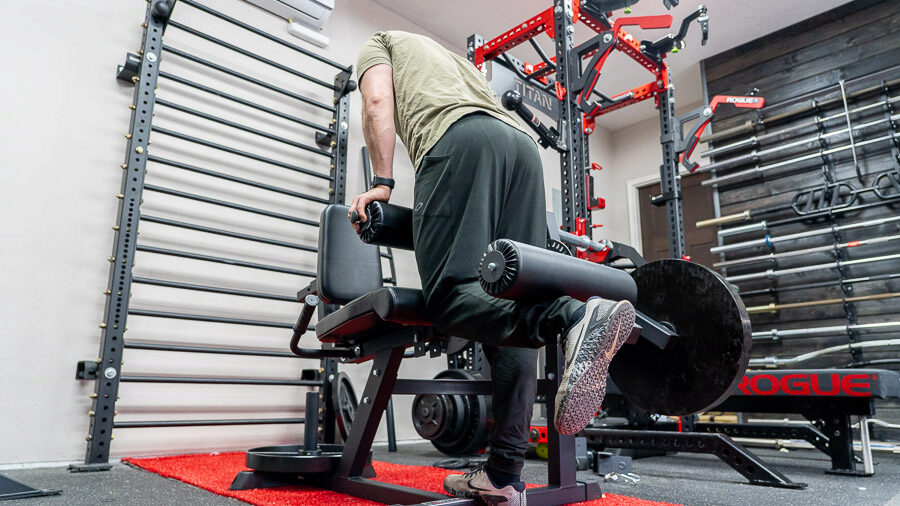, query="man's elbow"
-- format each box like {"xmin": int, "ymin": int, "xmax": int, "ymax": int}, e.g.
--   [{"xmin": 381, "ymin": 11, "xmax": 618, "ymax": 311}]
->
[{"xmin": 364, "ymin": 93, "xmax": 392, "ymax": 110}]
